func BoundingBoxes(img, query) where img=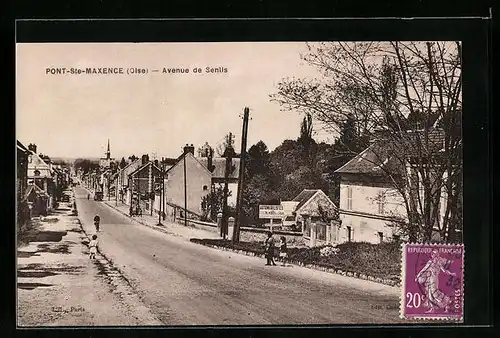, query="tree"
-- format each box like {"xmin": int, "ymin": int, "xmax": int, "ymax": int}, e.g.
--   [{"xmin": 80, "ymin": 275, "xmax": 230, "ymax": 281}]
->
[
  {"xmin": 119, "ymin": 157, "xmax": 127, "ymax": 169},
  {"xmin": 74, "ymin": 158, "xmax": 99, "ymax": 174},
  {"xmin": 271, "ymin": 41, "xmax": 462, "ymax": 243},
  {"xmin": 128, "ymin": 155, "xmax": 137, "ymax": 162},
  {"xmin": 201, "ymin": 185, "xmax": 232, "ymax": 222},
  {"xmin": 247, "ymin": 141, "xmax": 271, "ymax": 178}
]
